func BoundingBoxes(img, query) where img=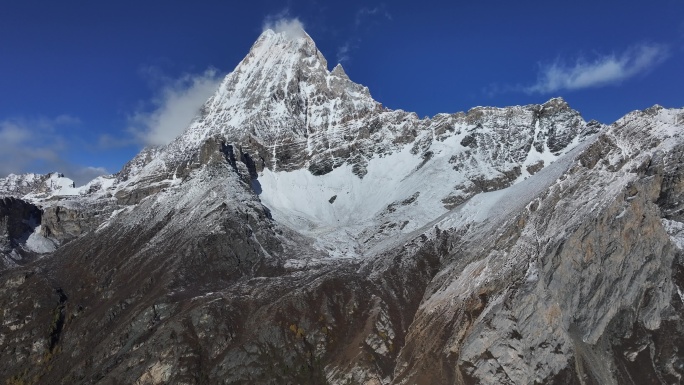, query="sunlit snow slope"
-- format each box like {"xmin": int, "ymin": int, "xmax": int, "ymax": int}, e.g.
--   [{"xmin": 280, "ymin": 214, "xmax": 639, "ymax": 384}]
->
[
  {"xmin": 258, "ymin": 114, "xmax": 592, "ymax": 258},
  {"xmin": 0, "ymin": 27, "xmax": 599, "ymax": 261}
]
